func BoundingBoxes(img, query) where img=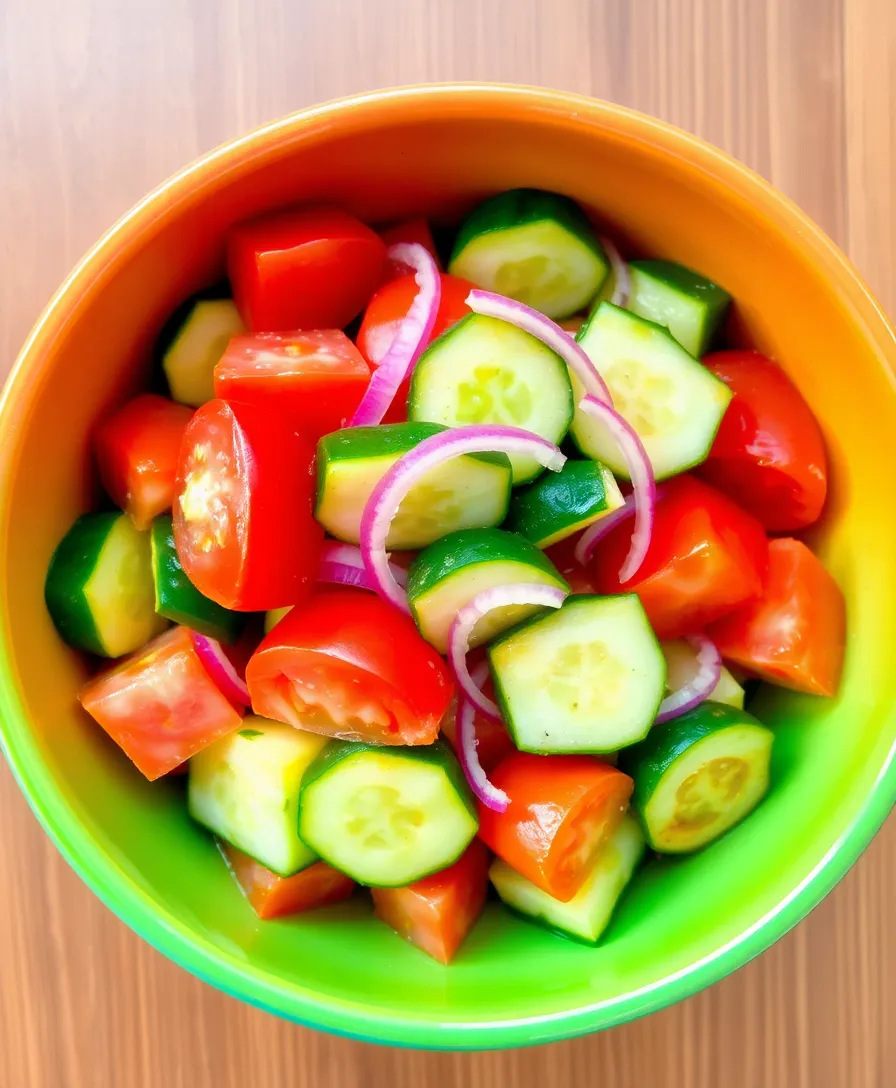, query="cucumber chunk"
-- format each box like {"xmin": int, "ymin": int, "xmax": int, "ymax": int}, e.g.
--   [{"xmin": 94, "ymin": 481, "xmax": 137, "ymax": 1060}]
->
[
  {"xmin": 151, "ymin": 516, "xmax": 243, "ymax": 642},
  {"xmin": 571, "ymin": 303, "xmax": 732, "ymax": 480},
  {"xmin": 490, "ymin": 814, "xmax": 645, "ymax": 944},
  {"xmin": 406, "ymin": 527, "xmax": 569, "ymax": 653},
  {"xmin": 299, "ymin": 740, "xmax": 478, "ymax": 886},
  {"xmin": 622, "ymin": 701, "xmax": 773, "ymax": 853},
  {"xmin": 661, "ymin": 639, "xmax": 744, "ymax": 710},
  {"xmin": 315, "ymin": 422, "xmax": 512, "ymax": 548},
  {"xmin": 45, "ymin": 511, "xmax": 166, "ymax": 657},
  {"xmin": 449, "ymin": 189, "xmax": 609, "ymax": 319},
  {"xmin": 627, "ymin": 260, "xmax": 730, "ymax": 357},
  {"xmin": 189, "ymin": 717, "xmax": 327, "ymax": 876},
  {"xmin": 408, "ymin": 314, "xmax": 573, "ymax": 484},
  {"xmin": 508, "ymin": 459, "xmax": 624, "ymax": 548},
  {"xmin": 488, "ymin": 594, "xmax": 665, "ymax": 753},
  {"xmin": 162, "ymin": 298, "xmax": 245, "ymax": 407}
]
